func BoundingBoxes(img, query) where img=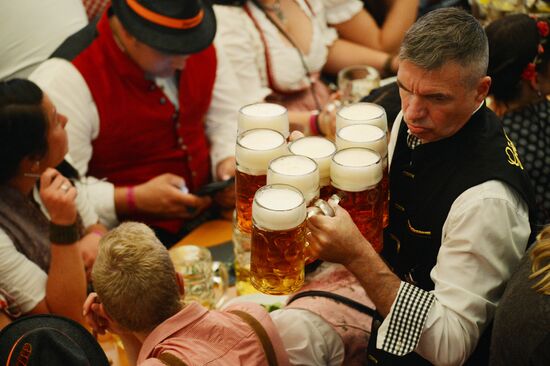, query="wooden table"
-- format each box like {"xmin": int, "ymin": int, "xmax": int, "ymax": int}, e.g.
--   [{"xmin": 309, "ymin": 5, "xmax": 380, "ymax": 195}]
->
[{"xmin": 172, "ymin": 219, "xmax": 233, "ymax": 249}]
